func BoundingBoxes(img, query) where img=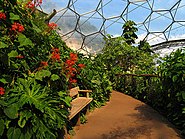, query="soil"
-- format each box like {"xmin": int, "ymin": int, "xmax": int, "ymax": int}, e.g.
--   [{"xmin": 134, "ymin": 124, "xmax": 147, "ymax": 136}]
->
[{"xmin": 72, "ymin": 90, "xmax": 183, "ymax": 139}]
